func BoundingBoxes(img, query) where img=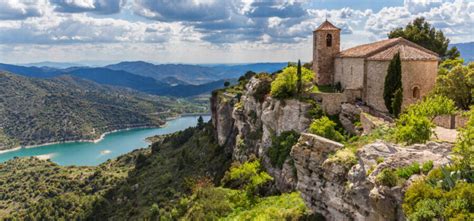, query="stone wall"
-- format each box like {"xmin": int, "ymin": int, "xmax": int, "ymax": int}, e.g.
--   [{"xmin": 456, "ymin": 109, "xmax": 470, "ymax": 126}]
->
[
  {"xmin": 365, "ymin": 60, "xmax": 390, "ymax": 112},
  {"xmin": 334, "ymin": 57, "xmax": 364, "ymax": 90},
  {"xmin": 401, "ymin": 61, "xmax": 438, "ymax": 107},
  {"xmin": 365, "ymin": 60, "xmax": 438, "ymax": 113},
  {"xmin": 313, "ymin": 30, "xmax": 340, "ymax": 85},
  {"xmin": 312, "ymin": 92, "xmax": 347, "ymax": 115},
  {"xmin": 434, "ymin": 113, "xmax": 470, "ymax": 129}
]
